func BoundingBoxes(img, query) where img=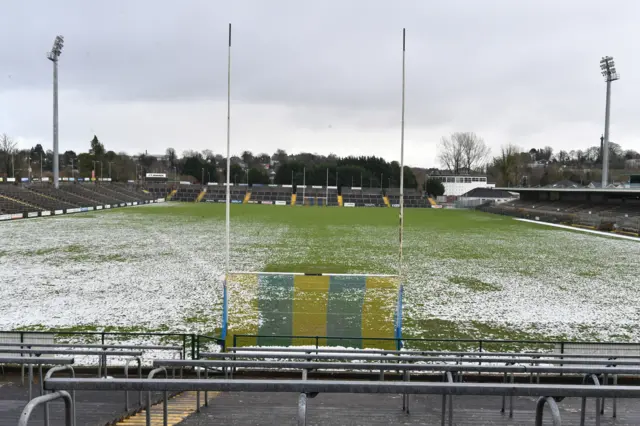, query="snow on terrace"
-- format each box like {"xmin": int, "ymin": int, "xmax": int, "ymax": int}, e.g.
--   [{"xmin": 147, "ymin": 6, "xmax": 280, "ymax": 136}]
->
[{"xmin": 0, "ymin": 206, "xmax": 284, "ymax": 332}]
